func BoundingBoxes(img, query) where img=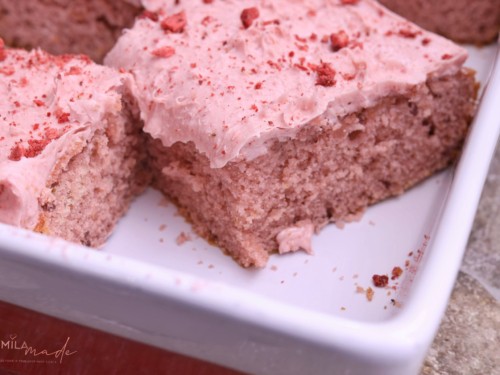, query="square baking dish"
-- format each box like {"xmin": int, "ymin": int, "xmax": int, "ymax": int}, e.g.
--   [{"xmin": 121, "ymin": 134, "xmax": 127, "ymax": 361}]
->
[{"xmin": 0, "ymin": 43, "xmax": 498, "ymax": 375}]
